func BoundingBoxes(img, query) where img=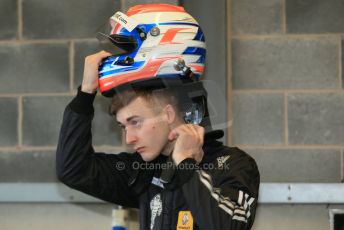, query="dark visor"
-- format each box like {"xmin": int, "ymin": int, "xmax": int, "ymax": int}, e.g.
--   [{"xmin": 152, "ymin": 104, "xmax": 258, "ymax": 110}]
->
[{"xmin": 96, "ymin": 32, "xmax": 137, "ymax": 56}]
